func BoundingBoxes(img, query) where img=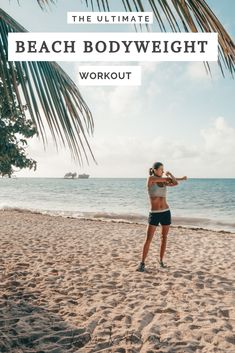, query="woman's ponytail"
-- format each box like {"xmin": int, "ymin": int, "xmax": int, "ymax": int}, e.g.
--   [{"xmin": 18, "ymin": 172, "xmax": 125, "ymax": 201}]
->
[
  {"xmin": 149, "ymin": 168, "xmax": 154, "ymax": 176},
  {"xmin": 149, "ymin": 162, "xmax": 163, "ymax": 176}
]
